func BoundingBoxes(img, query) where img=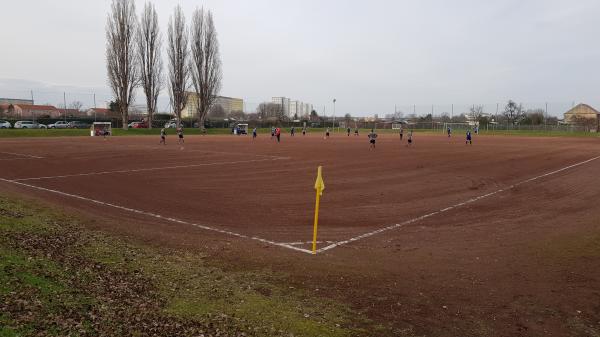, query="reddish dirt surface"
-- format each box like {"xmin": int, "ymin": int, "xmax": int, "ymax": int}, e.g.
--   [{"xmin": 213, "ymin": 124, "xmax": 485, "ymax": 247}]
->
[{"xmin": 1, "ymin": 132, "xmax": 600, "ymax": 336}]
